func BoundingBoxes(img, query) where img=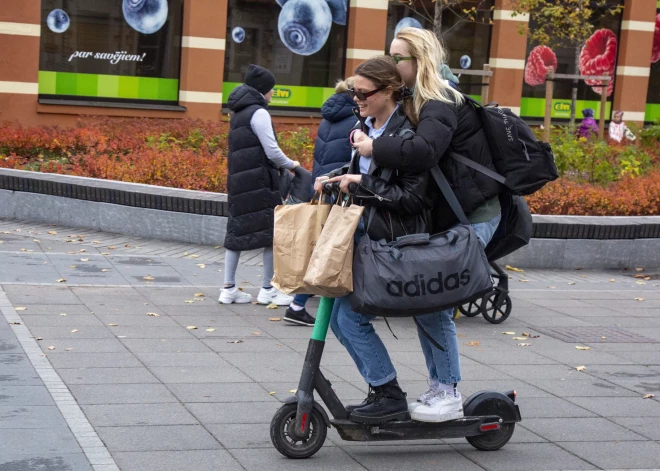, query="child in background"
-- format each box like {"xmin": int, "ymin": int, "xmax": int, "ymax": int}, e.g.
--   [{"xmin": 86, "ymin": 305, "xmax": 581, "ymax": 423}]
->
[
  {"xmin": 577, "ymin": 108, "xmax": 598, "ymax": 139},
  {"xmin": 608, "ymin": 111, "xmax": 636, "ymax": 143}
]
